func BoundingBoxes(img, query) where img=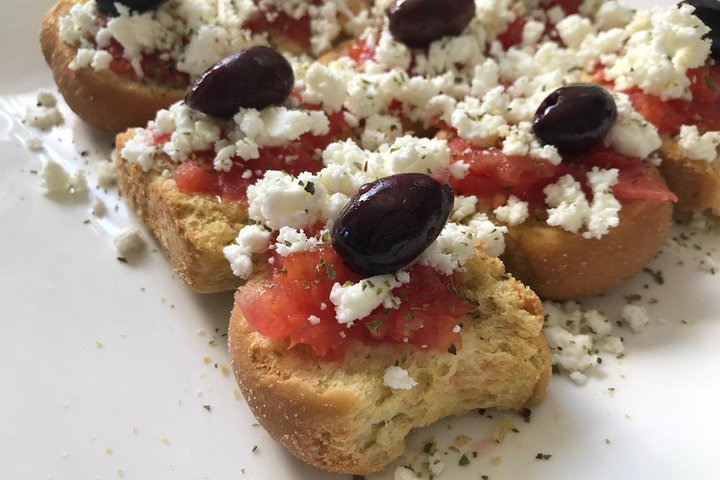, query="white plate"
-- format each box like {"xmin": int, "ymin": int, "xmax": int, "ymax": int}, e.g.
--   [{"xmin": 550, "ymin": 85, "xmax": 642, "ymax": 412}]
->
[{"xmin": 2, "ymin": 2, "xmax": 719, "ymax": 479}]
